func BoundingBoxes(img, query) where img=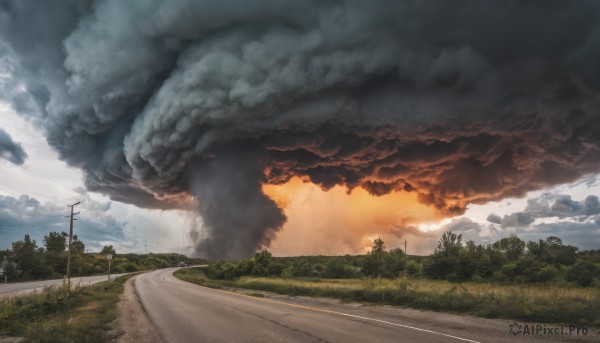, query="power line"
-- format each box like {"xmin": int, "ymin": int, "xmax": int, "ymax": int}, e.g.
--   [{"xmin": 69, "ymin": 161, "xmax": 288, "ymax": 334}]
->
[{"xmin": 0, "ymin": 179, "xmax": 60, "ymax": 203}]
